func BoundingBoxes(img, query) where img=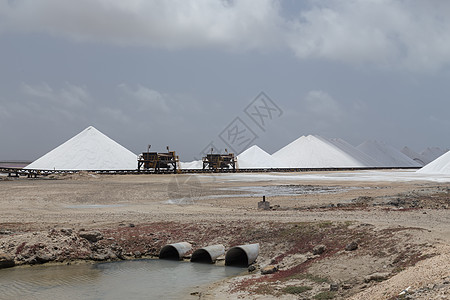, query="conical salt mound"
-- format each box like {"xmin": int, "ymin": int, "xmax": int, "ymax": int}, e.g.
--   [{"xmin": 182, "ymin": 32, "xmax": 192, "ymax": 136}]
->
[
  {"xmin": 237, "ymin": 145, "xmax": 279, "ymax": 168},
  {"xmin": 357, "ymin": 140, "xmax": 421, "ymax": 167},
  {"xmin": 272, "ymin": 135, "xmax": 380, "ymax": 168},
  {"xmin": 417, "ymin": 150, "xmax": 450, "ymax": 174},
  {"xmin": 25, "ymin": 126, "xmax": 137, "ymax": 170},
  {"xmin": 401, "ymin": 146, "xmax": 427, "ymax": 166}
]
